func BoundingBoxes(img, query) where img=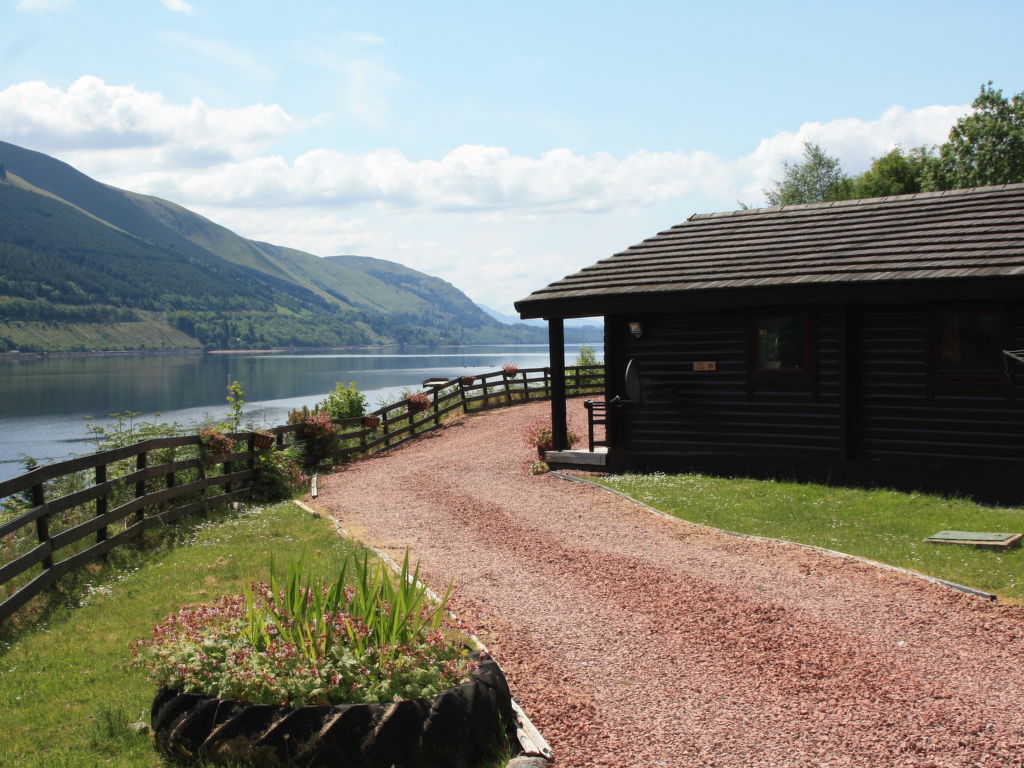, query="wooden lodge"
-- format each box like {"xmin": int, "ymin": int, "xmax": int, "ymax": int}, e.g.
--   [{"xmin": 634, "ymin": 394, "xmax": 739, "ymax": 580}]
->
[{"xmin": 515, "ymin": 184, "xmax": 1024, "ymax": 504}]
